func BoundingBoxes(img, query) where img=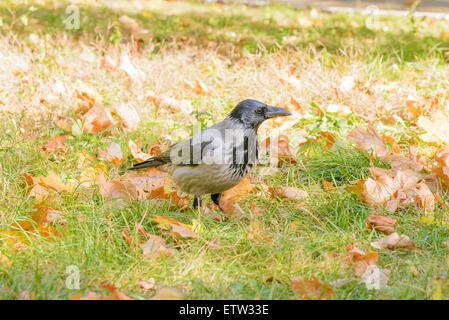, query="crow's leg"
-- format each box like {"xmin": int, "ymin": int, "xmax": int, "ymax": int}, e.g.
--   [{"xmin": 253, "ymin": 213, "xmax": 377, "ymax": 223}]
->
[
  {"xmin": 193, "ymin": 195, "xmax": 202, "ymax": 209},
  {"xmin": 211, "ymin": 193, "xmax": 223, "ymax": 211}
]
